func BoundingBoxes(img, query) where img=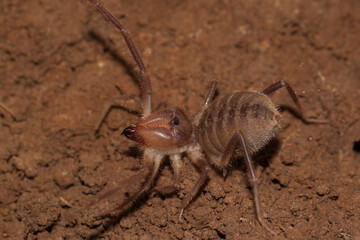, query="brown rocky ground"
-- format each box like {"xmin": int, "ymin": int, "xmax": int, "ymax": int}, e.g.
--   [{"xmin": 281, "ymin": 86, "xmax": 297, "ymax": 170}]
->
[{"xmin": 1, "ymin": 0, "xmax": 359, "ymax": 239}]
